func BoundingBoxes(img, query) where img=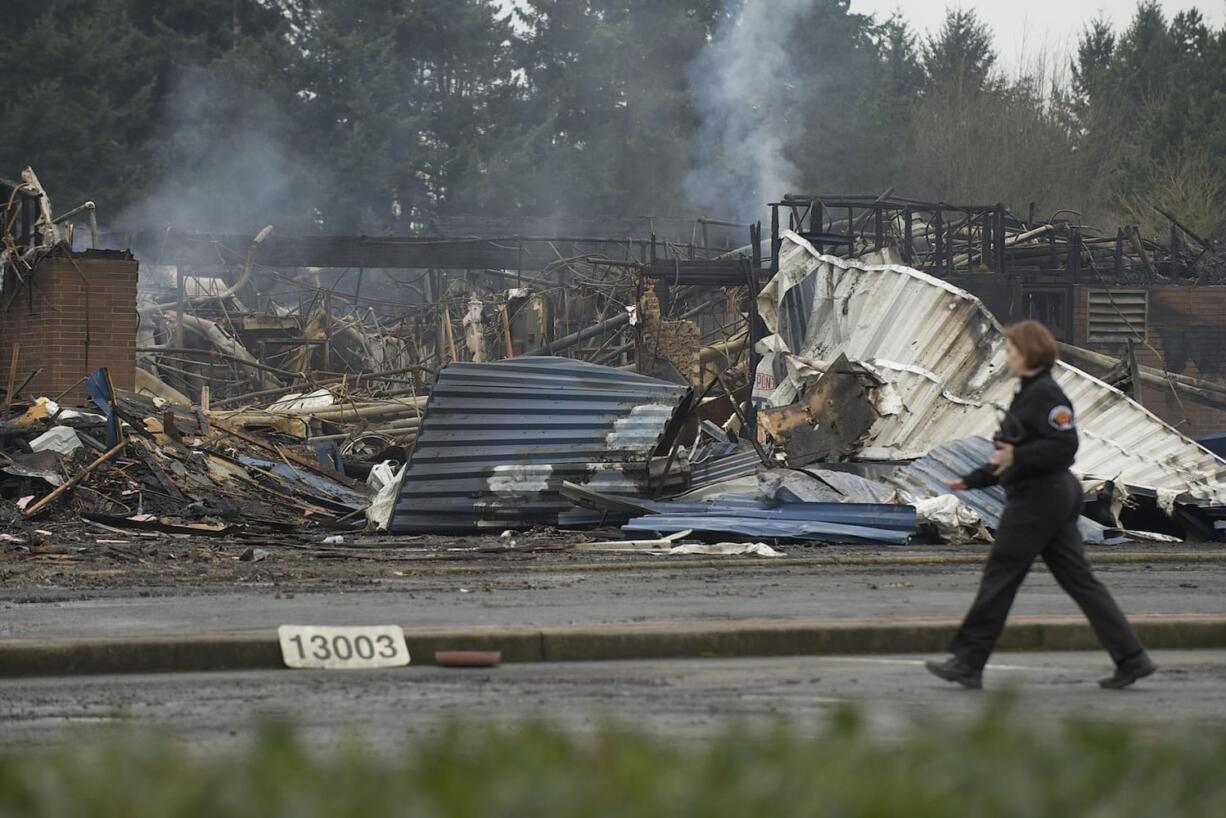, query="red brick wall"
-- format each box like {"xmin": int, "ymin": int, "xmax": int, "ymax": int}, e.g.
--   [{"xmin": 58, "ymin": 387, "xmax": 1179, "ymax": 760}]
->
[
  {"xmin": 0, "ymin": 251, "xmax": 138, "ymax": 406},
  {"xmin": 946, "ymin": 277, "xmax": 1226, "ymax": 436},
  {"xmin": 1073, "ymin": 284, "xmax": 1226, "ymax": 437}
]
